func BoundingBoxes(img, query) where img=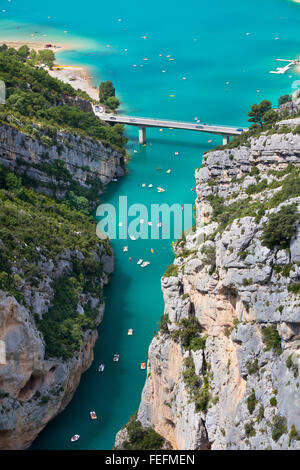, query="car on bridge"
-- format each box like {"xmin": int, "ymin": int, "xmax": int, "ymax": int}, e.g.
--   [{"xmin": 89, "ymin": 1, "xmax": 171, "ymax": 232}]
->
[
  {"xmin": 130, "ymin": 119, "xmax": 137, "ymax": 122},
  {"xmin": 109, "ymin": 116, "xmax": 117, "ymax": 120},
  {"xmin": 195, "ymin": 125, "xmax": 203, "ymax": 129},
  {"xmin": 236, "ymin": 128, "xmax": 244, "ymax": 132}
]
